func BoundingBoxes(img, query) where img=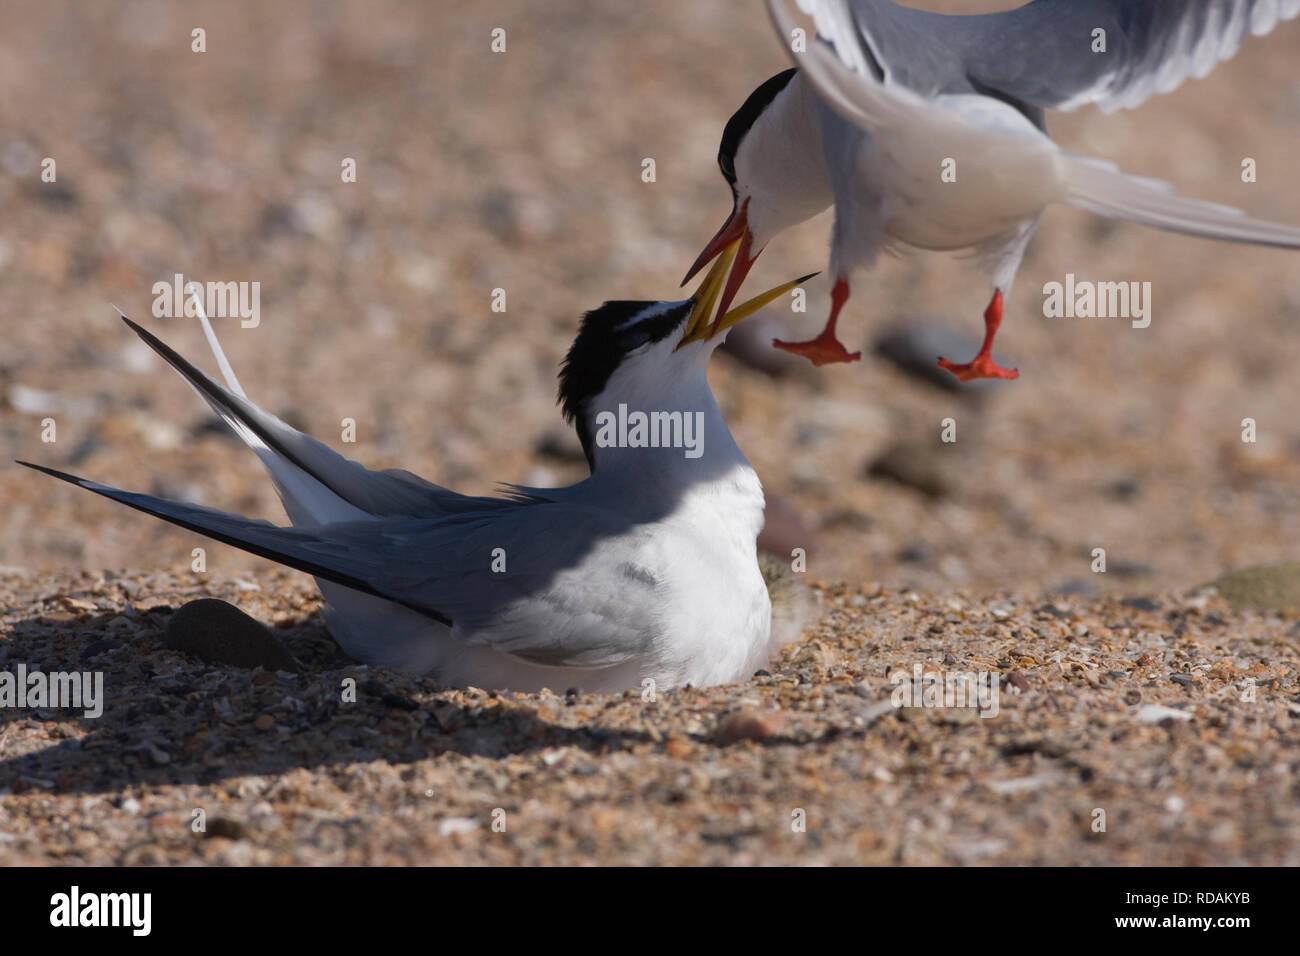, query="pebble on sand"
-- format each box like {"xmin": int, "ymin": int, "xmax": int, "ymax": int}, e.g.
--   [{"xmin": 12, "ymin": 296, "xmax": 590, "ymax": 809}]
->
[
  {"xmin": 1209, "ymin": 562, "xmax": 1300, "ymax": 614},
  {"xmin": 1136, "ymin": 704, "xmax": 1193, "ymax": 725},
  {"xmin": 866, "ymin": 439, "xmax": 964, "ymax": 499},
  {"xmin": 162, "ymin": 598, "xmax": 301, "ymax": 672},
  {"xmin": 714, "ymin": 708, "xmax": 787, "ymax": 744}
]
